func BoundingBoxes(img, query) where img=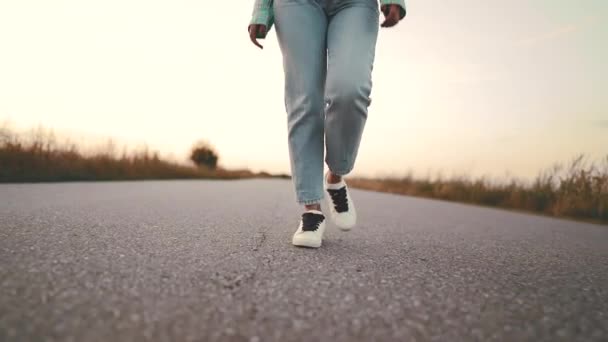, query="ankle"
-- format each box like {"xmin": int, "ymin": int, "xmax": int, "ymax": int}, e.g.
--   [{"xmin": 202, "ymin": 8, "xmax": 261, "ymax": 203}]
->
[
  {"xmin": 305, "ymin": 203, "xmax": 321, "ymax": 211},
  {"xmin": 327, "ymin": 171, "xmax": 342, "ymax": 184}
]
